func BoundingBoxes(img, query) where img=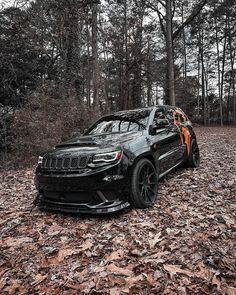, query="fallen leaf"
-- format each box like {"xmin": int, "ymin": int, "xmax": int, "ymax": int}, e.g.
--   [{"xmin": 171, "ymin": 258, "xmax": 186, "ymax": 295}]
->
[
  {"xmin": 163, "ymin": 264, "xmax": 194, "ymax": 277},
  {"xmin": 31, "ymin": 273, "xmax": 47, "ymax": 286},
  {"xmin": 79, "ymin": 280, "xmax": 96, "ymax": 294},
  {"xmin": 3, "ymin": 279, "xmax": 24, "ymax": 295},
  {"xmin": 125, "ymin": 274, "xmax": 143, "ymax": 286},
  {"xmin": 110, "ymin": 288, "xmax": 120, "ymax": 295},
  {"xmin": 212, "ymin": 275, "xmax": 221, "ymax": 290},
  {"xmin": 57, "ymin": 248, "xmax": 80, "ymax": 261},
  {"xmin": 105, "ymin": 249, "xmax": 124, "ymax": 262},
  {"xmin": 107, "ymin": 264, "xmax": 133, "ymax": 276},
  {"xmin": 80, "ymin": 239, "xmax": 93, "ymax": 251},
  {"xmin": 2, "ymin": 237, "xmax": 33, "ymax": 248},
  {"xmin": 225, "ymin": 287, "xmax": 236, "ymax": 295},
  {"xmin": 149, "ymin": 232, "xmax": 163, "ymax": 248}
]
